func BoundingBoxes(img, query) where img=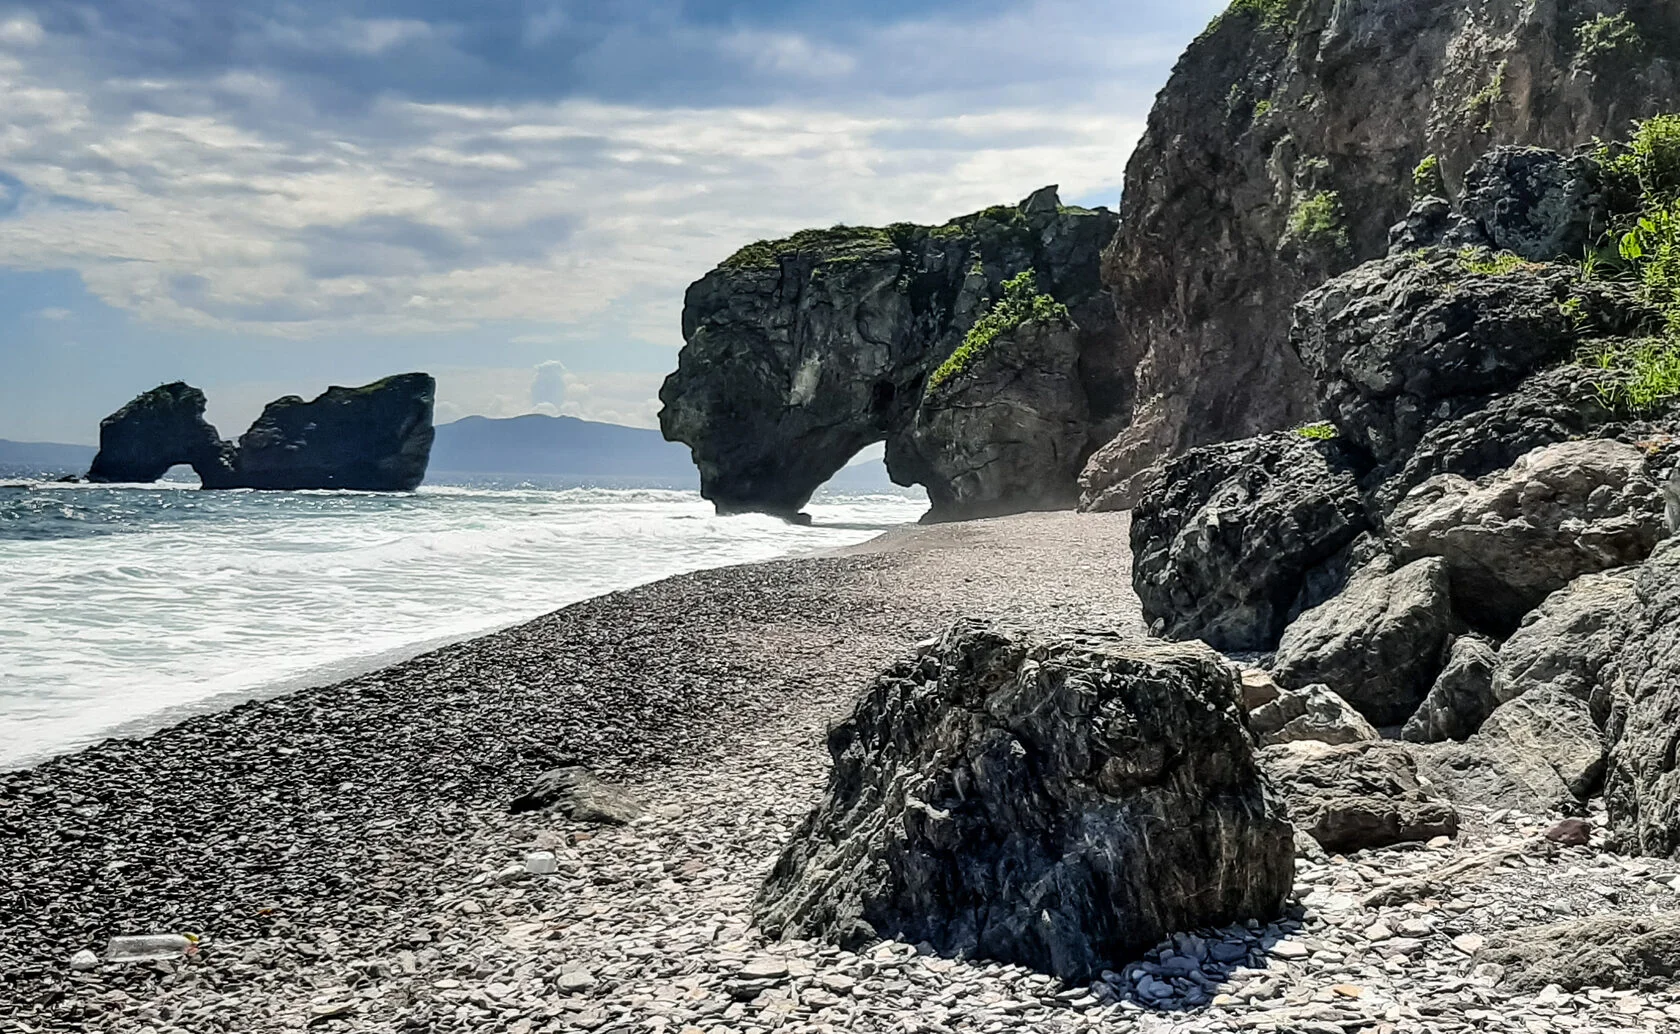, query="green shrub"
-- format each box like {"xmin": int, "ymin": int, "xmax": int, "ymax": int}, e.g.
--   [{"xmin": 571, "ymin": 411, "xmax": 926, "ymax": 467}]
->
[
  {"xmin": 1253, "ymin": 99, "xmax": 1274, "ymax": 122},
  {"xmin": 1457, "ymin": 247, "xmax": 1535, "ymax": 277},
  {"xmin": 723, "ymin": 225, "xmax": 894, "ymax": 269},
  {"xmin": 1601, "ymin": 114, "xmax": 1680, "ymax": 206},
  {"xmin": 928, "ymin": 271, "xmax": 1070, "ymax": 391},
  {"xmin": 1413, "ymin": 154, "xmax": 1444, "ymax": 198},
  {"xmin": 1582, "ymin": 338, "xmax": 1680, "ymax": 412},
  {"xmin": 1576, "ymin": 12, "xmax": 1644, "ymax": 69},
  {"xmin": 1225, "ymin": 0, "xmax": 1297, "ymax": 29},
  {"xmin": 1294, "ymin": 421, "xmax": 1338, "ymax": 441},
  {"xmin": 1286, "ymin": 190, "xmax": 1349, "ymax": 251},
  {"xmin": 1465, "ymin": 61, "xmax": 1508, "ymax": 131}
]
